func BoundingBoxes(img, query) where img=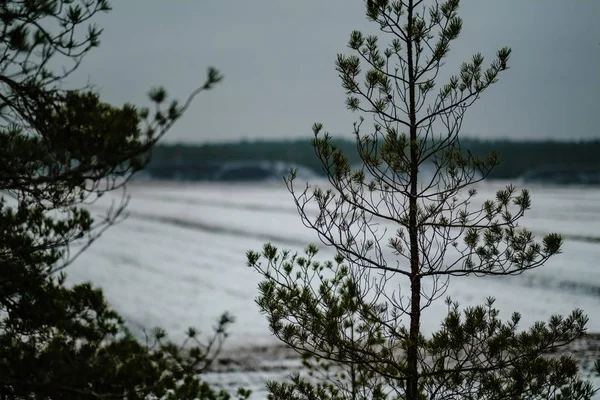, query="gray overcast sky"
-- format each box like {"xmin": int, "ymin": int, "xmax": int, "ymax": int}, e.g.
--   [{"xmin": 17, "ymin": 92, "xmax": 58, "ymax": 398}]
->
[{"xmin": 69, "ymin": 1, "xmax": 600, "ymax": 144}]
